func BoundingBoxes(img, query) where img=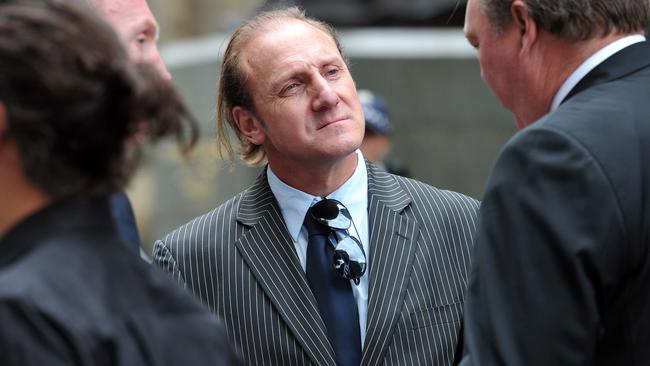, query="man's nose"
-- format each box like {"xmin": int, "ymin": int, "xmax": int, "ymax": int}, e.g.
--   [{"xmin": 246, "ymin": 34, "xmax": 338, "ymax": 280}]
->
[
  {"xmin": 311, "ymin": 76, "xmax": 340, "ymax": 111},
  {"xmin": 149, "ymin": 45, "xmax": 171, "ymax": 81}
]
